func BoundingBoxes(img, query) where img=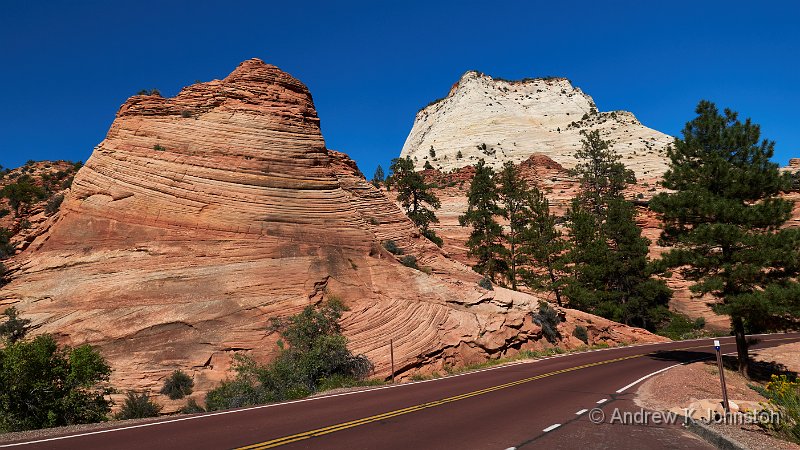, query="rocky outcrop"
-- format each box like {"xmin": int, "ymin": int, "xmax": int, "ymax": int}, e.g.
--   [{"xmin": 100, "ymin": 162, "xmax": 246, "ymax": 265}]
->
[
  {"xmin": 400, "ymin": 71, "xmax": 672, "ymax": 180},
  {"xmin": 0, "ymin": 59, "xmax": 664, "ymax": 408}
]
